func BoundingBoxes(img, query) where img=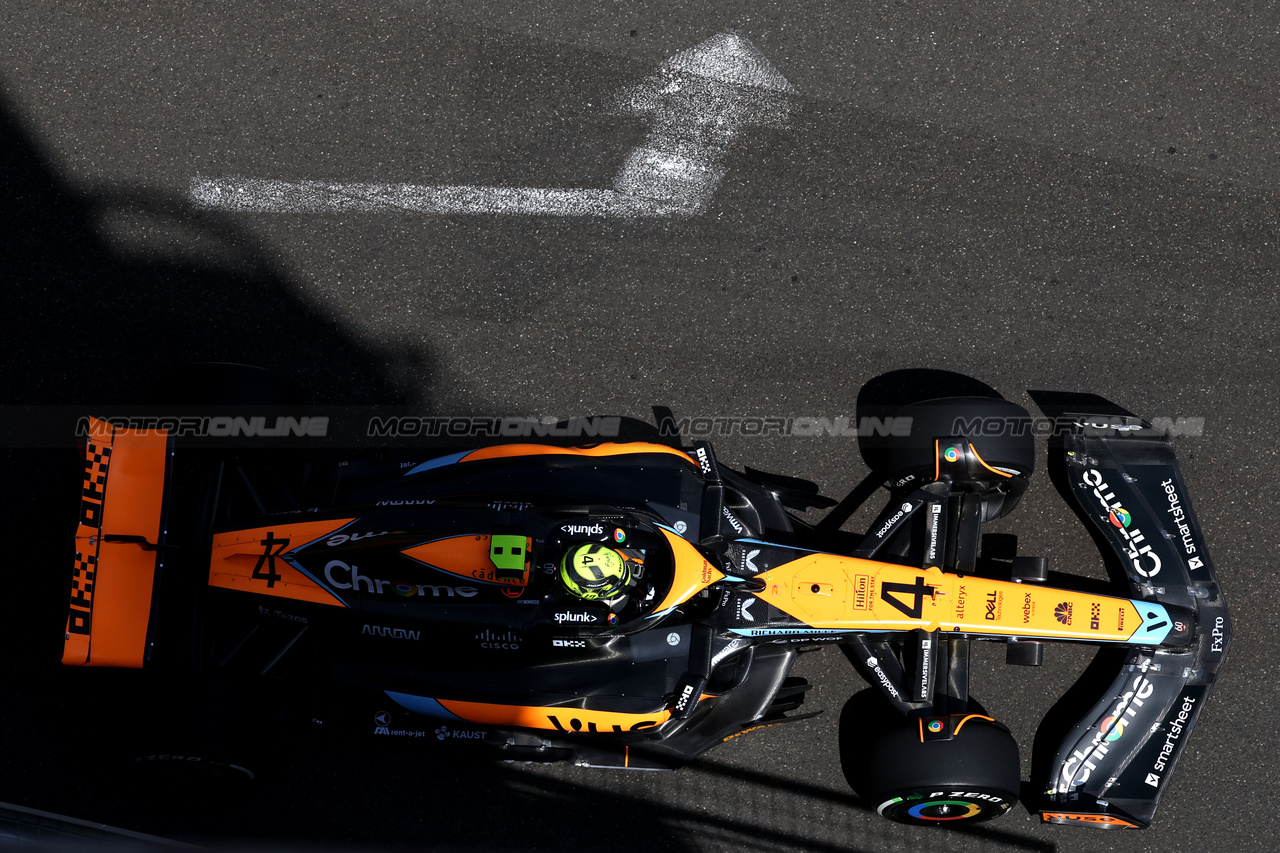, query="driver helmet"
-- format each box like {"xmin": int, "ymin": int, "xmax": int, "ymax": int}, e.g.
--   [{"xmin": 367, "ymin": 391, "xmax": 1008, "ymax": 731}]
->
[{"xmin": 559, "ymin": 543, "xmax": 631, "ymax": 601}]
